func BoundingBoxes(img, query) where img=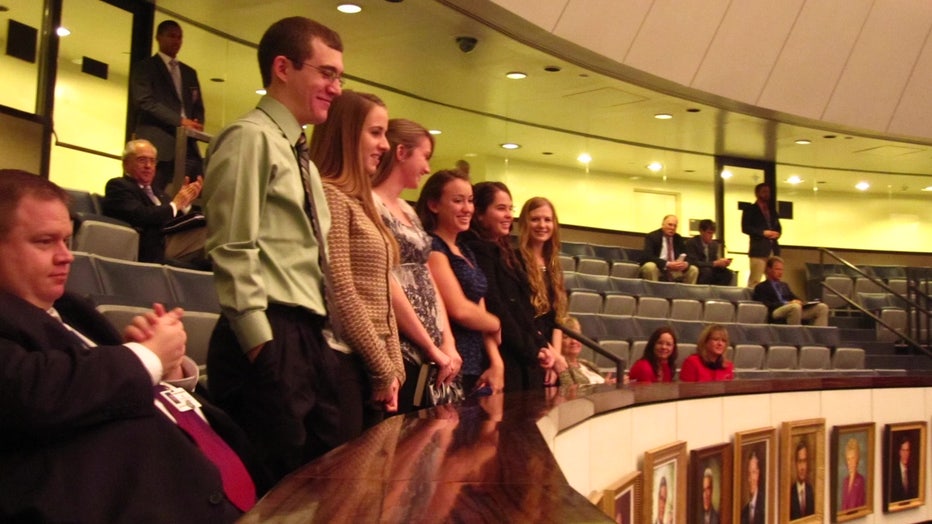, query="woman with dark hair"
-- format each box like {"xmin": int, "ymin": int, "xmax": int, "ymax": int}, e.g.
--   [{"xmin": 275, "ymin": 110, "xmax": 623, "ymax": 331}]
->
[
  {"xmin": 463, "ymin": 181, "xmax": 558, "ymax": 391},
  {"xmin": 628, "ymin": 326, "xmax": 678, "ymax": 383},
  {"xmin": 309, "ymin": 91, "xmax": 404, "ymax": 435},
  {"xmin": 416, "ymin": 170, "xmax": 503, "ymax": 393},
  {"xmin": 679, "ymin": 324, "xmax": 734, "ymax": 382},
  {"xmin": 372, "ymin": 119, "xmax": 462, "ymax": 411}
]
